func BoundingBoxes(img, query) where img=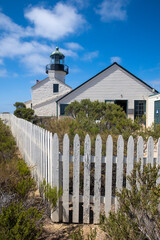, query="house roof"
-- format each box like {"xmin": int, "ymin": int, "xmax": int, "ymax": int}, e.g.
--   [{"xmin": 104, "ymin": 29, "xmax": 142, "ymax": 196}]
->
[
  {"xmin": 31, "ymin": 77, "xmax": 49, "ymax": 88},
  {"xmin": 57, "ymin": 62, "xmax": 159, "ymax": 102},
  {"xmin": 31, "ymin": 76, "xmax": 72, "ymax": 89}
]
